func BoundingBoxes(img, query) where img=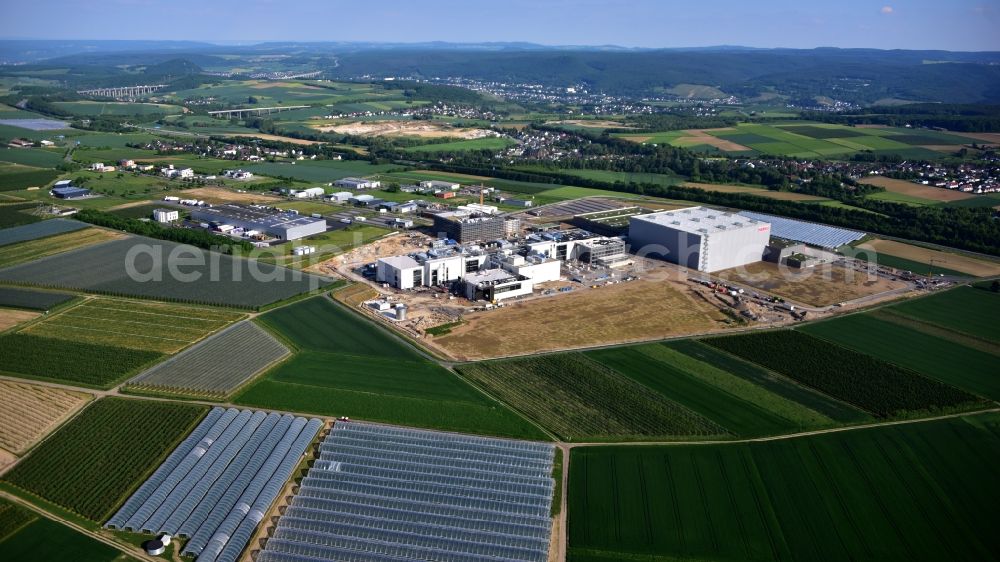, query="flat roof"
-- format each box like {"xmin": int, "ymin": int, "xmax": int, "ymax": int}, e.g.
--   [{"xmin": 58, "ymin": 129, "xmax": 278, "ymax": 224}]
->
[
  {"xmin": 631, "ymin": 206, "xmax": 764, "ymax": 234},
  {"xmin": 192, "ymin": 205, "xmax": 325, "ymax": 230},
  {"xmin": 380, "ymin": 255, "xmax": 421, "ymax": 269},
  {"xmin": 464, "ymin": 269, "xmax": 517, "ymax": 285}
]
